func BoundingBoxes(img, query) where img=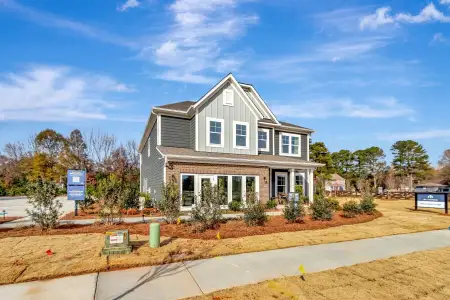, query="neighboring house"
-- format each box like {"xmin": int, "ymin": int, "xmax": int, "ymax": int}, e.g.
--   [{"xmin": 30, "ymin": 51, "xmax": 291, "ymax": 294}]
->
[
  {"xmin": 325, "ymin": 174, "xmax": 346, "ymax": 192},
  {"xmin": 138, "ymin": 74, "xmax": 323, "ymax": 210}
]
